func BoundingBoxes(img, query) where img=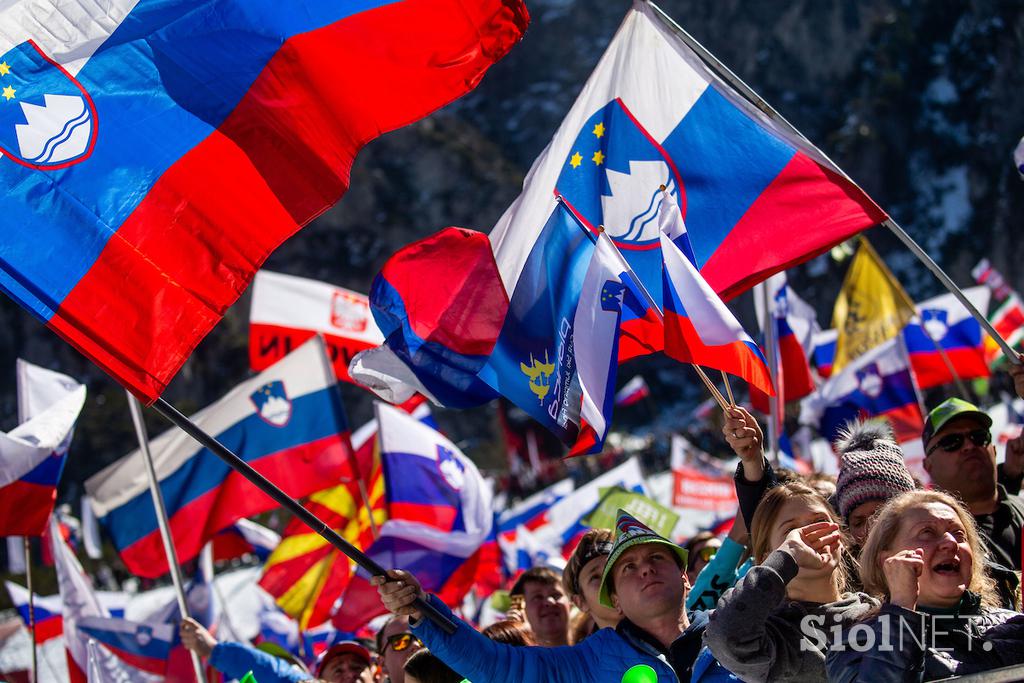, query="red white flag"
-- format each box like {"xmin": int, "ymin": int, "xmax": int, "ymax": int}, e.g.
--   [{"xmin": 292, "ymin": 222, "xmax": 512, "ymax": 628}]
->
[{"xmin": 250, "ymin": 270, "xmax": 384, "ymax": 382}]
